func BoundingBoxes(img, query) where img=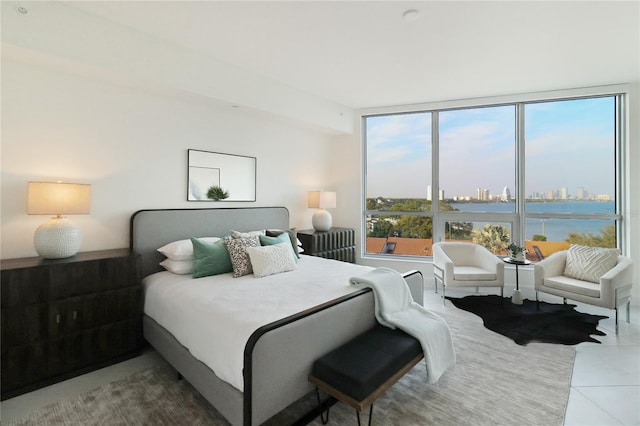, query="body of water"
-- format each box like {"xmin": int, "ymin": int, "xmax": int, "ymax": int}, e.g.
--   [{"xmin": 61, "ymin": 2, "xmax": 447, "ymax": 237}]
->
[{"xmin": 449, "ymin": 201, "xmax": 615, "ymax": 242}]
